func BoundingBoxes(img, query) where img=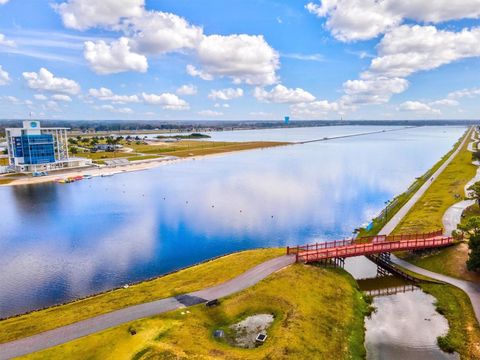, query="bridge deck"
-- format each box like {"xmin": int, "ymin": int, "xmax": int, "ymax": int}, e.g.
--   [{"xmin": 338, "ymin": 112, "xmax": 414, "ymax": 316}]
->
[{"xmin": 289, "ymin": 231, "xmax": 453, "ymax": 263}]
